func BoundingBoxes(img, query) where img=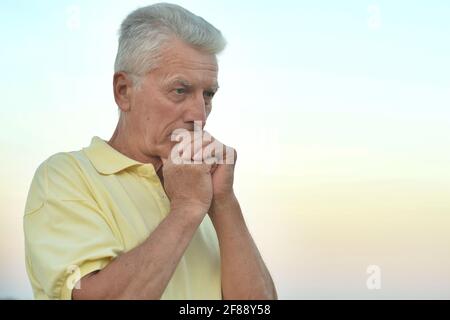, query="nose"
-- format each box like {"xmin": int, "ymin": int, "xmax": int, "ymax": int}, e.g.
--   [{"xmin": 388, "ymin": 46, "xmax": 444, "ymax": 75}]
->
[{"xmin": 182, "ymin": 95, "xmax": 207, "ymax": 128}]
